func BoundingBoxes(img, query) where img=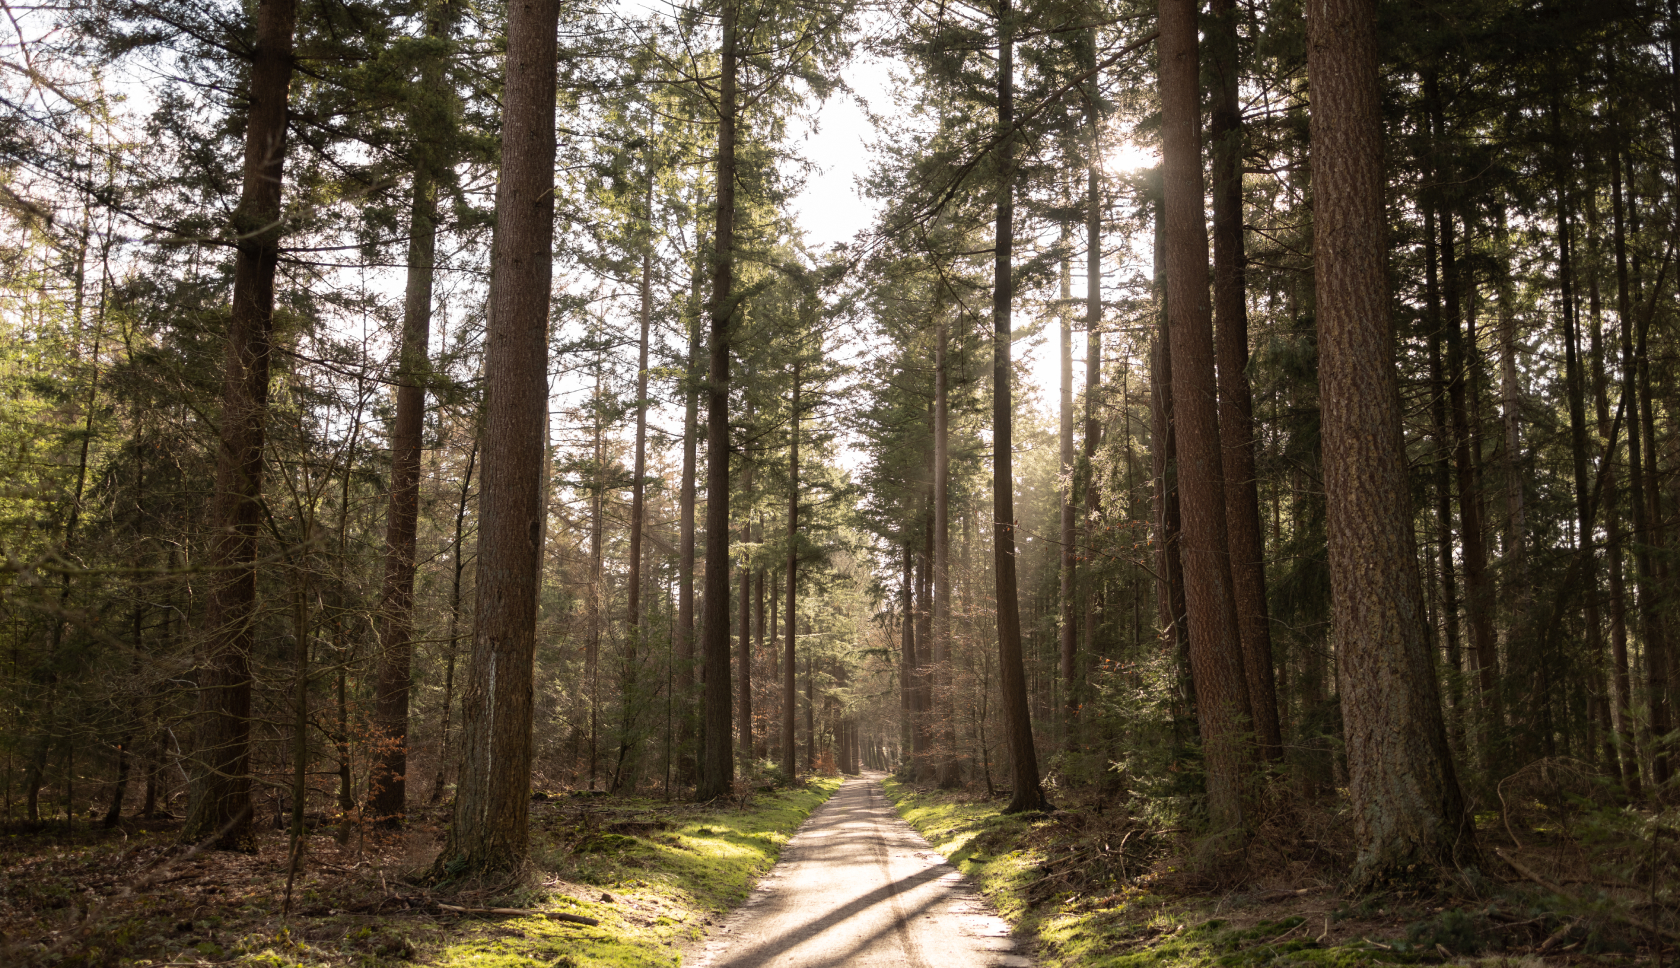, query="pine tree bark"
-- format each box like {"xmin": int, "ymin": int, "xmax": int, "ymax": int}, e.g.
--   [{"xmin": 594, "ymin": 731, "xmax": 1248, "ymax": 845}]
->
[
  {"xmin": 1160, "ymin": 0, "xmax": 1255, "ymax": 836},
  {"xmin": 433, "ymin": 0, "xmax": 558, "ymax": 874},
  {"xmin": 1208, "ymin": 0, "xmax": 1280, "ymax": 761},
  {"xmin": 182, "ymin": 0, "xmax": 299, "ymax": 852},
  {"xmin": 370, "ymin": 0, "xmax": 452, "ymax": 826},
  {"xmin": 698, "ymin": 0, "xmax": 739, "ymax": 801},
  {"xmin": 992, "ymin": 0, "xmax": 1049, "ymax": 813},
  {"xmin": 1305, "ymin": 0, "xmax": 1473, "ymax": 885}
]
